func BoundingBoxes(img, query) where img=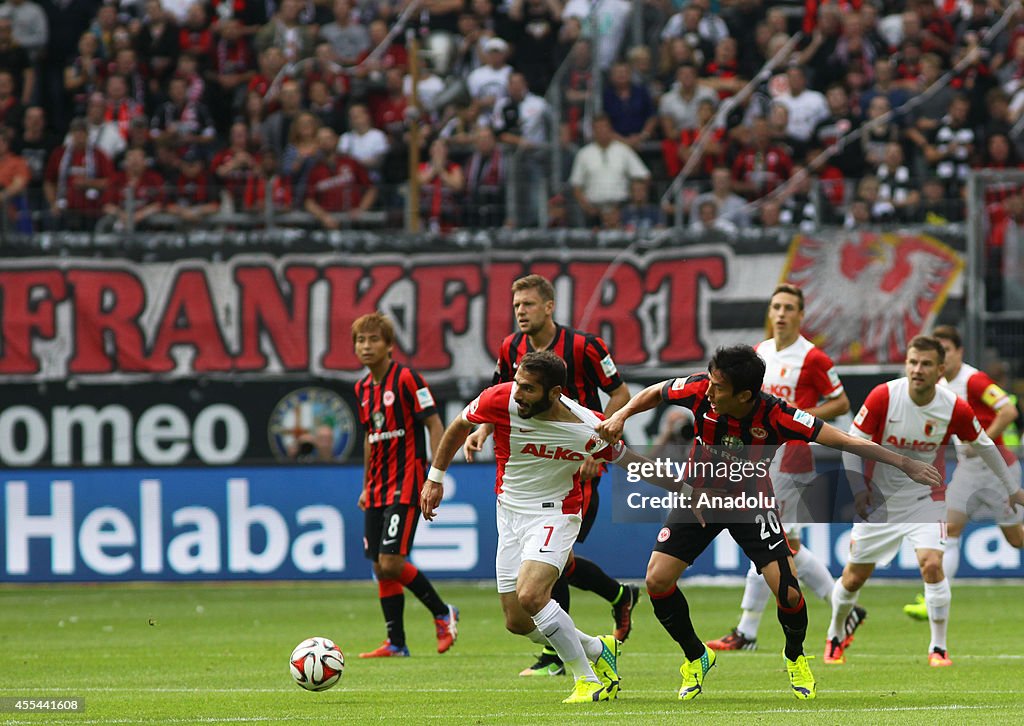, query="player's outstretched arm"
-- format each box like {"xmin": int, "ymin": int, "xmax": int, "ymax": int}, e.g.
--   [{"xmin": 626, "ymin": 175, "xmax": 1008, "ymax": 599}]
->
[
  {"xmin": 421, "ymin": 416, "xmax": 475, "ymax": 521},
  {"xmin": 967, "ymin": 430, "xmax": 1023, "ymax": 498},
  {"xmin": 612, "ymin": 447, "xmax": 714, "ymax": 526},
  {"xmin": 463, "ymin": 422, "xmax": 495, "ymax": 462},
  {"xmin": 816, "ymin": 422, "xmax": 942, "ymax": 488},
  {"xmin": 595, "ymin": 382, "xmax": 665, "ymax": 442}
]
